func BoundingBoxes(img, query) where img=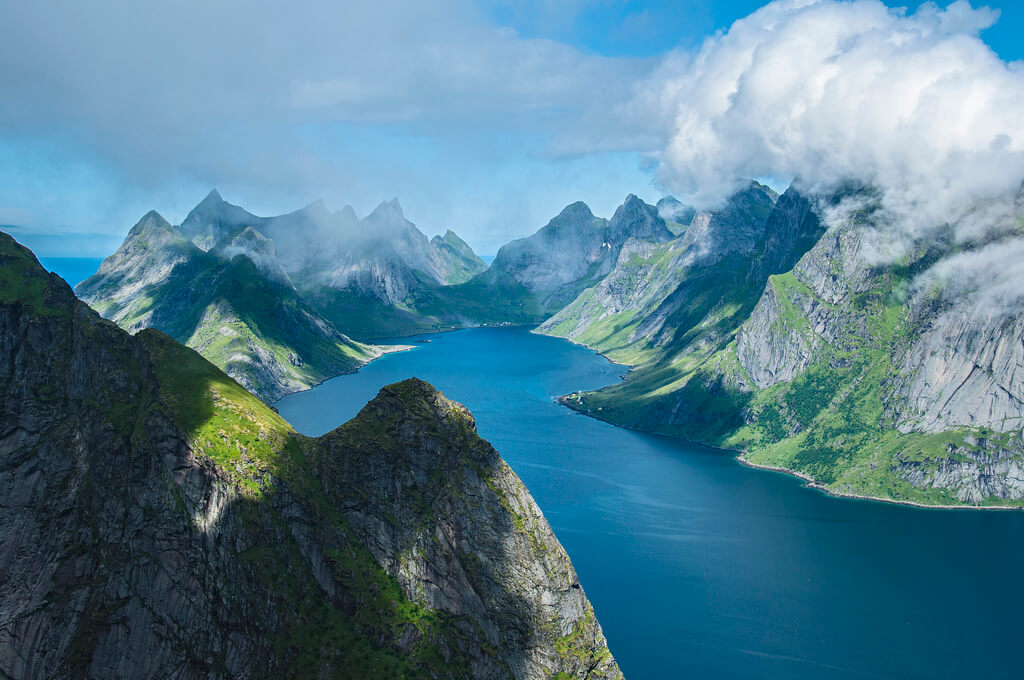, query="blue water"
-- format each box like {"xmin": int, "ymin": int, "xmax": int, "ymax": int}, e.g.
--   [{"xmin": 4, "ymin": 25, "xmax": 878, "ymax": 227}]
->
[
  {"xmin": 38, "ymin": 257, "xmax": 104, "ymax": 288},
  {"xmin": 277, "ymin": 327, "xmax": 1024, "ymax": 680}
]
